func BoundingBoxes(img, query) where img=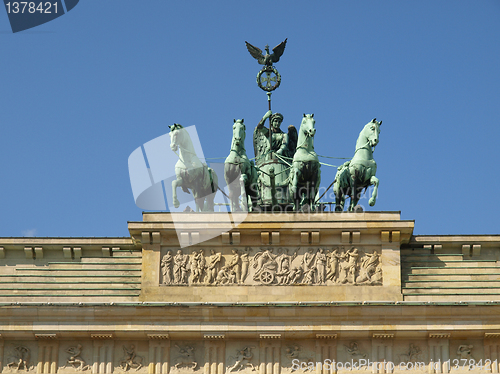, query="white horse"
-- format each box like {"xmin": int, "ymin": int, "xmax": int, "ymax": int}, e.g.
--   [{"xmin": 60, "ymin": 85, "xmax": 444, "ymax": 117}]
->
[
  {"xmin": 224, "ymin": 119, "xmax": 258, "ymax": 211},
  {"xmin": 288, "ymin": 114, "xmax": 321, "ymax": 211},
  {"xmin": 333, "ymin": 118, "xmax": 381, "ymax": 211},
  {"xmin": 169, "ymin": 123, "xmax": 218, "ymax": 212}
]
